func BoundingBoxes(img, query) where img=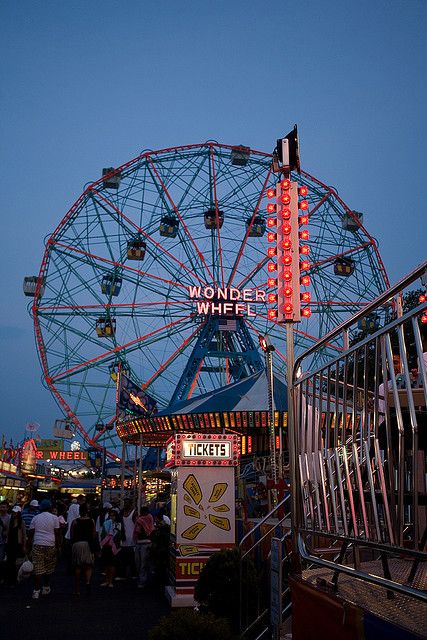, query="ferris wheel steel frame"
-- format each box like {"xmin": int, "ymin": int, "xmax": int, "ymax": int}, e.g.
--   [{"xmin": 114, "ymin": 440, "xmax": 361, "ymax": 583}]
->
[{"xmin": 31, "ymin": 142, "xmax": 390, "ymax": 460}]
